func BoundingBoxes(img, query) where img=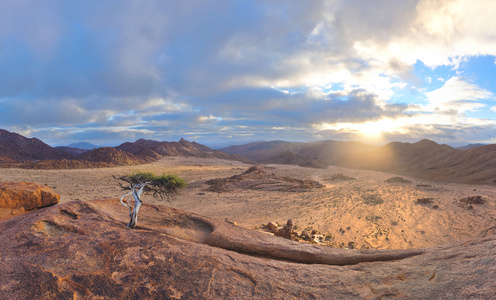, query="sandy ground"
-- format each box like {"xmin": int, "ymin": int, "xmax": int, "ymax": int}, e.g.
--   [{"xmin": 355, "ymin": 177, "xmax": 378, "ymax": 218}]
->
[{"xmin": 1, "ymin": 156, "xmax": 496, "ymax": 250}]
